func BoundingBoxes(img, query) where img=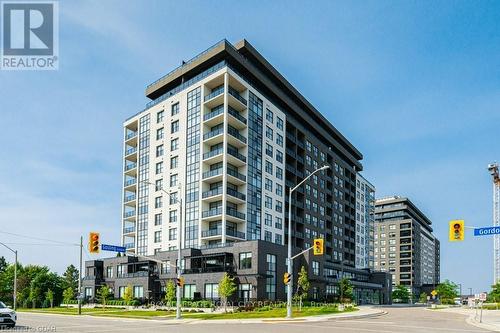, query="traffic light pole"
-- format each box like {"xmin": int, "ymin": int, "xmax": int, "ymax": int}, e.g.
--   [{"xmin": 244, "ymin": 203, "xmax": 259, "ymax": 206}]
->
[{"xmin": 78, "ymin": 236, "xmax": 82, "ymax": 315}]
